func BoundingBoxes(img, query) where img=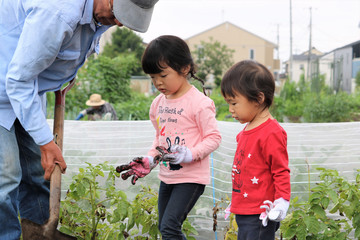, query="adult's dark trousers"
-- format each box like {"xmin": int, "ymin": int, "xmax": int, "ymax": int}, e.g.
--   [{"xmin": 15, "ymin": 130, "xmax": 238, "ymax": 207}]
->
[
  {"xmin": 236, "ymin": 214, "xmax": 280, "ymax": 240},
  {"xmin": 158, "ymin": 181, "xmax": 205, "ymax": 240}
]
